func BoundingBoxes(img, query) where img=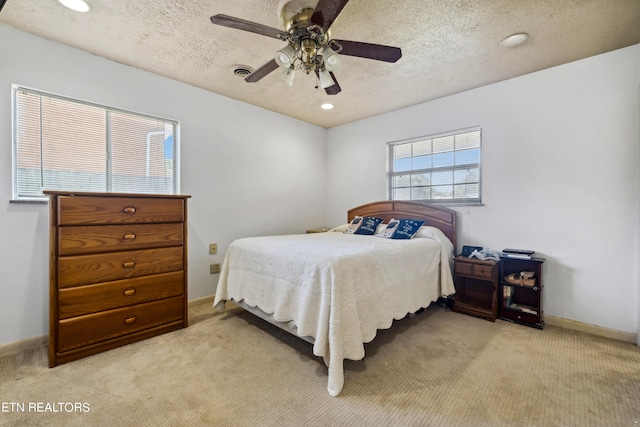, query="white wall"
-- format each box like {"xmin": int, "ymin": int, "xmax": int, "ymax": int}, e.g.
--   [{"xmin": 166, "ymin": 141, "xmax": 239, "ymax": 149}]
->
[
  {"xmin": 0, "ymin": 24, "xmax": 326, "ymax": 346},
  {"xmin": 1, "ymin": 22, "xmax": 637, "ymax": 345},
  {"xmin": 326, "ymin": 45, "xmax": 640, "ymax": 336}
]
